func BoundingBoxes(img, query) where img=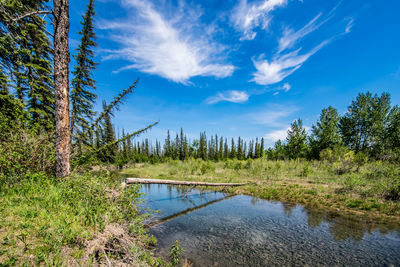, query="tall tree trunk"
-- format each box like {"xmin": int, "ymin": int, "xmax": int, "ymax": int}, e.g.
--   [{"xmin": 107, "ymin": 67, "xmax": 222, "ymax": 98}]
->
[{"xmin": 54, "ymin": 0, "xmax": 70, "ymax": 178}]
